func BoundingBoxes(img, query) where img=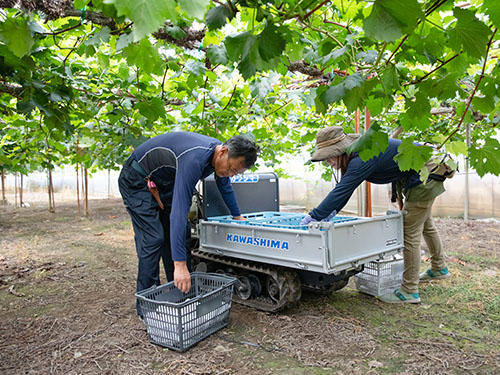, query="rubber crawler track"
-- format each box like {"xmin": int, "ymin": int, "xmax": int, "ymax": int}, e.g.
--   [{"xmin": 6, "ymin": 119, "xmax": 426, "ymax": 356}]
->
[{"xmin": 192, "ymin": 249, "xmax": 302, "ymax": 312}]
